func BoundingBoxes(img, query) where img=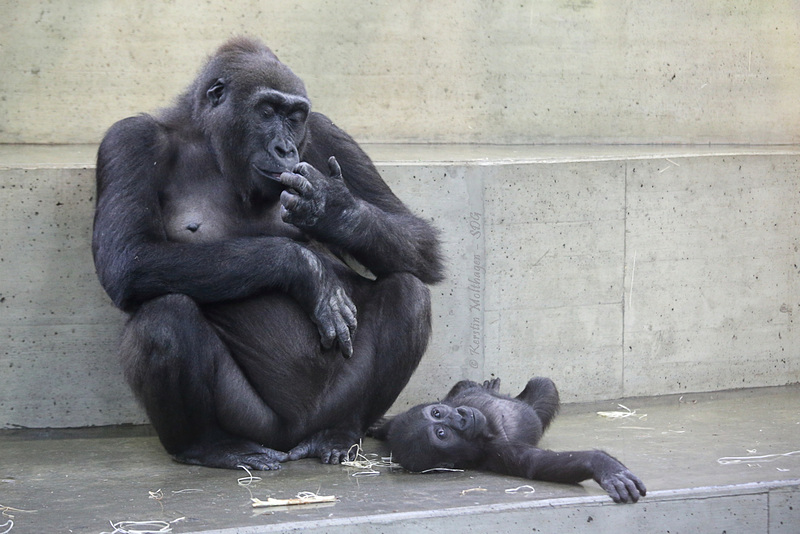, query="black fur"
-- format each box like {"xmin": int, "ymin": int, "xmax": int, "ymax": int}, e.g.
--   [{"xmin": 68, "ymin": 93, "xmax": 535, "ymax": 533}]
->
[
  {"xmin": 92, "ymin": 37, "xmax": 443, "ymax": 470},
  {"xmin": 374, "ymin": 377, "xmax": 646, "ymax": 503}
]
